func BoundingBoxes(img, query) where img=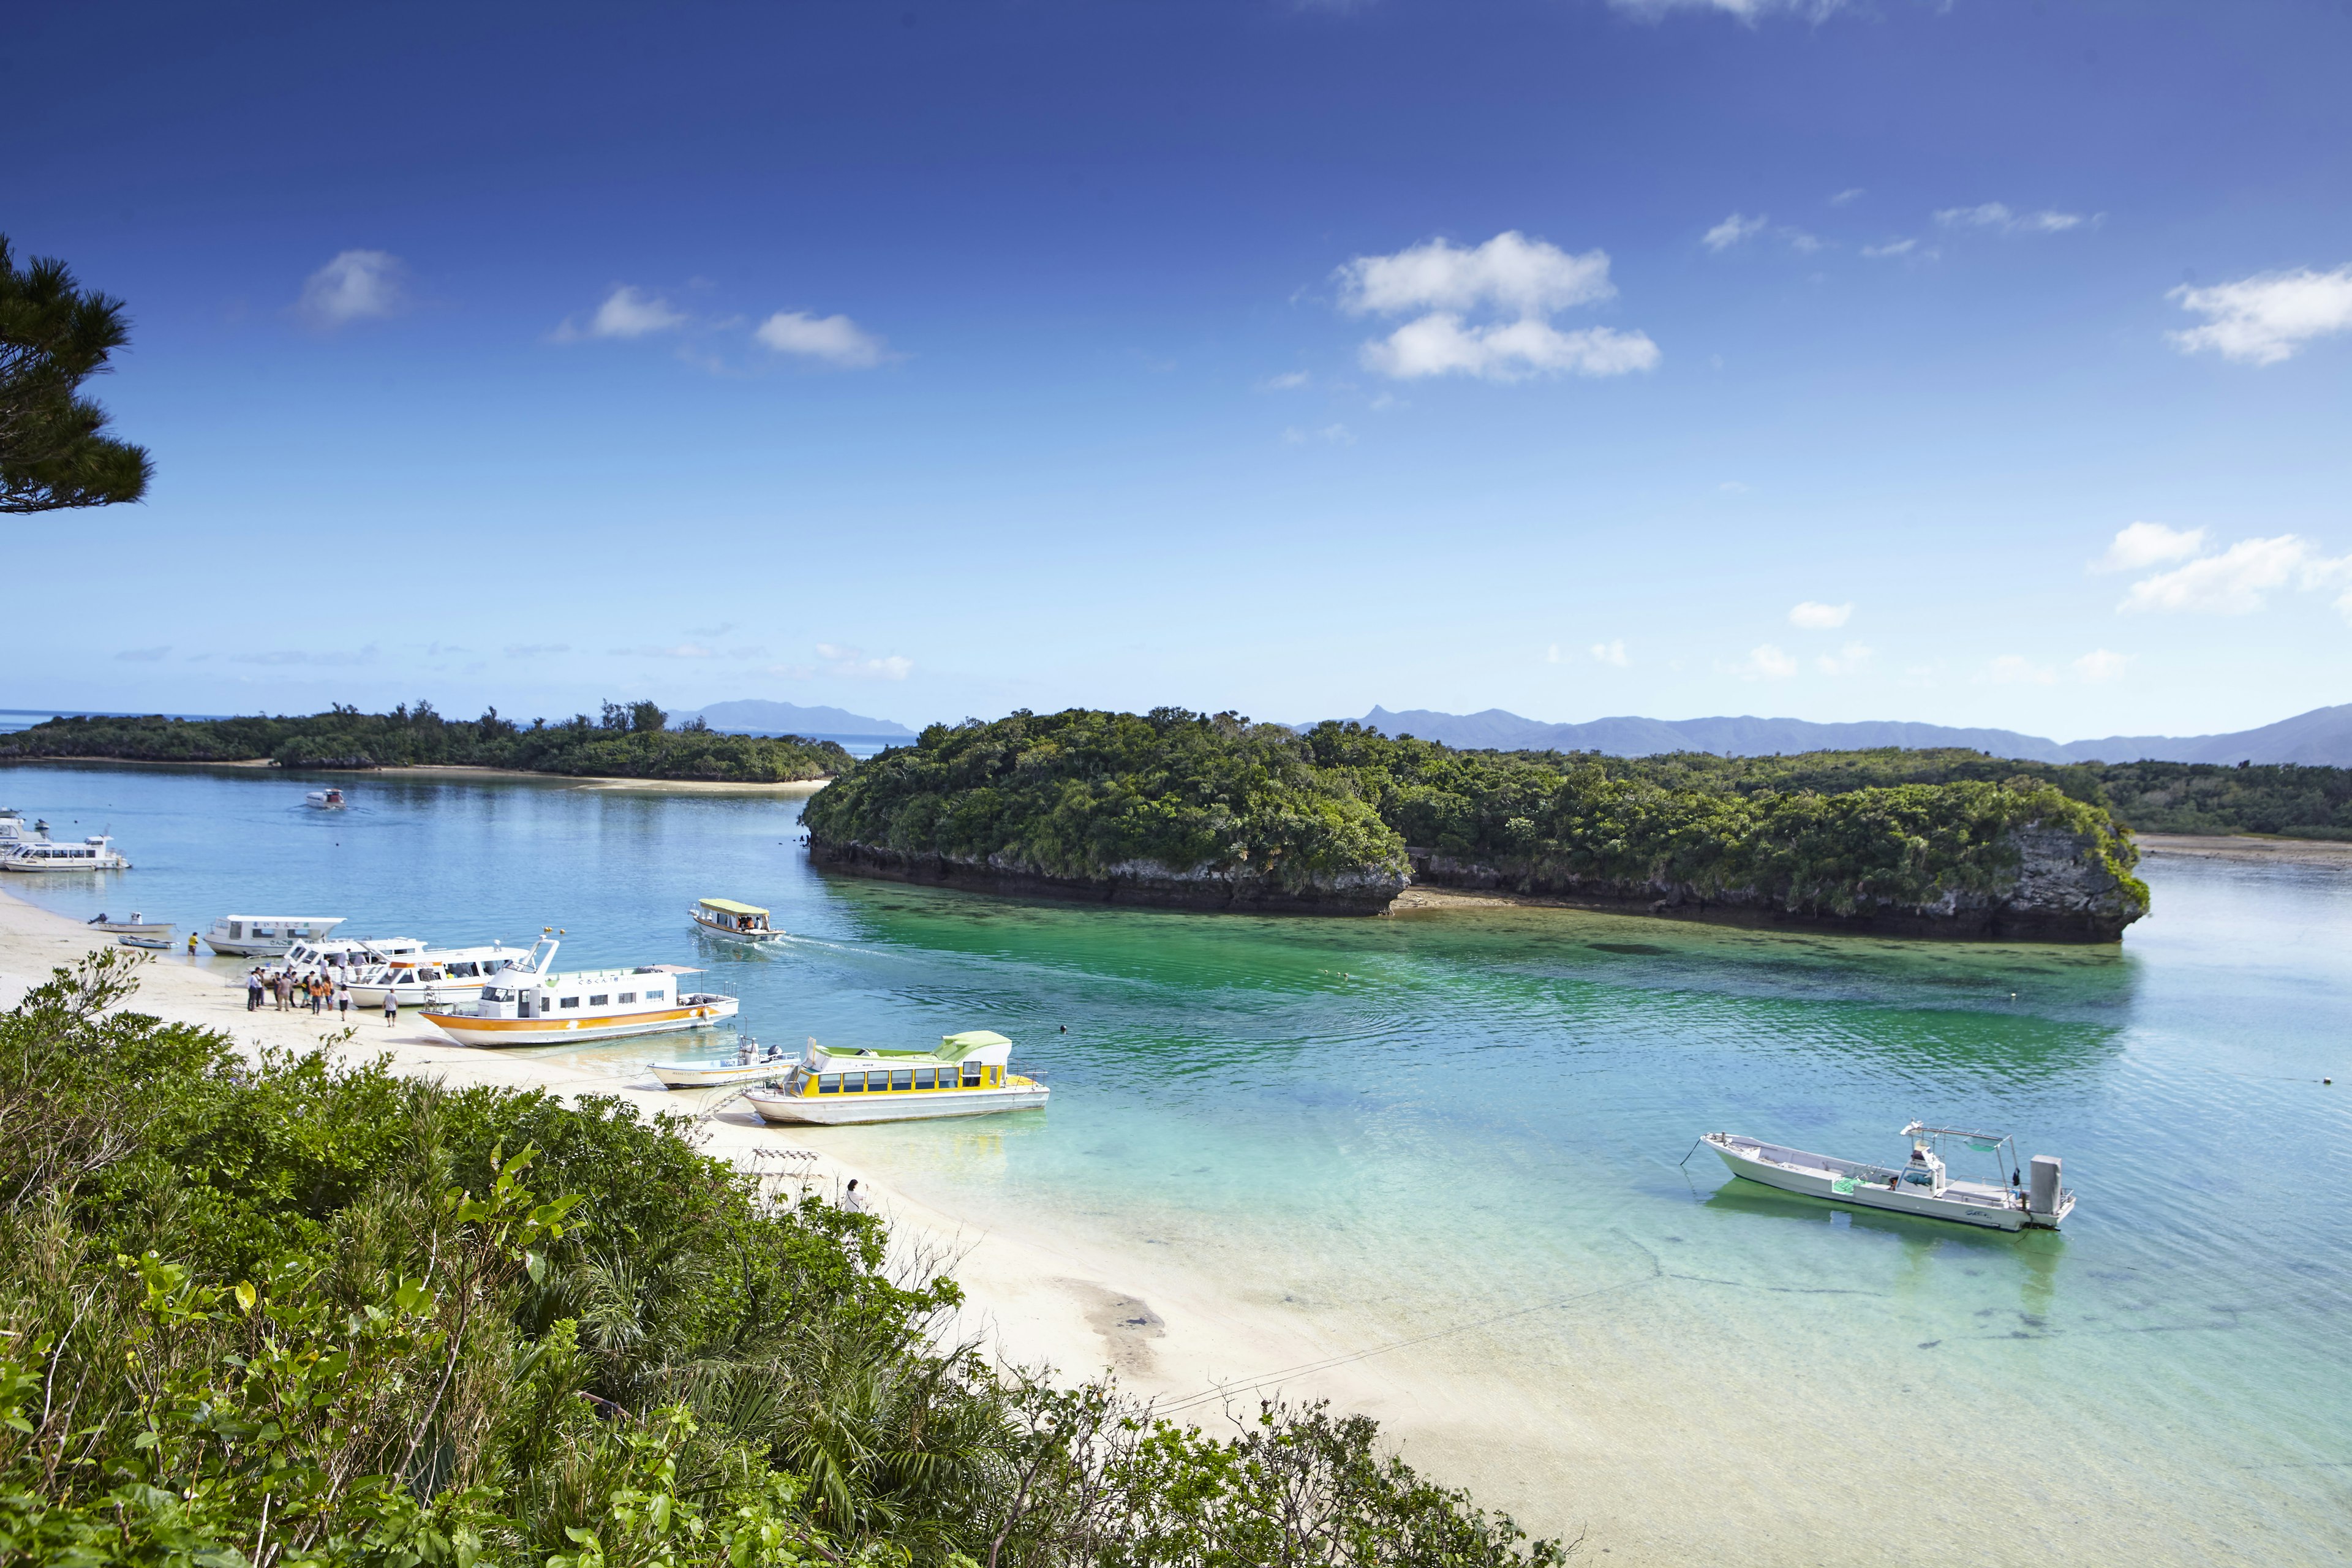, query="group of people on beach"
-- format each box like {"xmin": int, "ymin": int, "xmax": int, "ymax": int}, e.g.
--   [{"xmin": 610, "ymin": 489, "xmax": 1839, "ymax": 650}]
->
[{"xmin": 244, "ymin": 962, "xmax": 401, "ymax": 1025}]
